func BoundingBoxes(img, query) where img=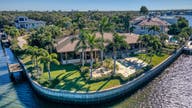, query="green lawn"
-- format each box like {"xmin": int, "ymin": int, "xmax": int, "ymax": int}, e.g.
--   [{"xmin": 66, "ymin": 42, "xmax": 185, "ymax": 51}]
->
[
  {"xmin": 21, "ymin": 52, "xmax": 169, "ymax": 92},
  {"xmin": 134, "ymin": 53, "xmax": 169, "ymax": 66},
  {"xmin": 21, "ymin": 56, "xmax": 121, "ymax": 92}
]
